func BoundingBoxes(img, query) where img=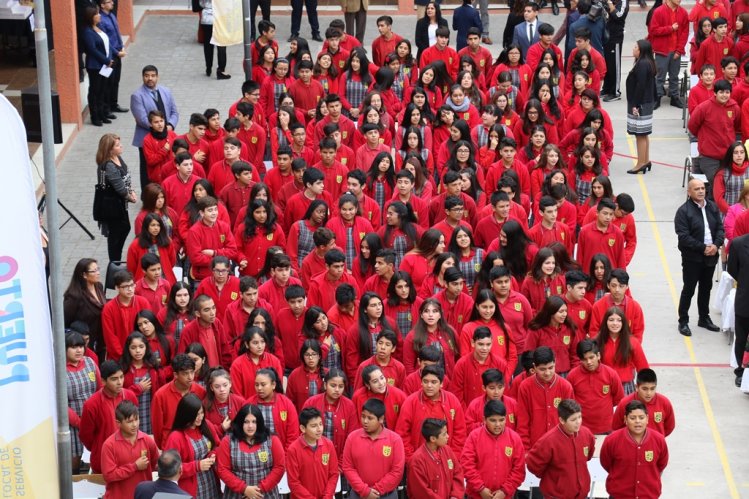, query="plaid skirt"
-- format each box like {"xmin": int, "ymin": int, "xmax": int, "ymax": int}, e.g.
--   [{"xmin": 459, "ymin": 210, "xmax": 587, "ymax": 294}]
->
[{"xmin": 626, "ymin": 102, "xmax": 654, "ymax": 136}]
